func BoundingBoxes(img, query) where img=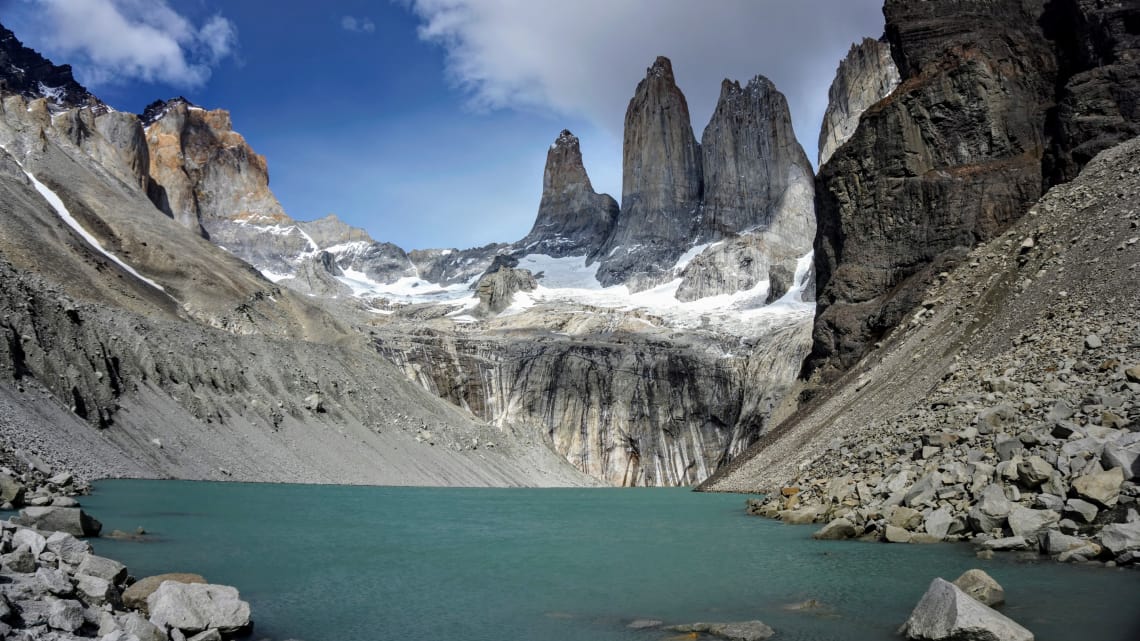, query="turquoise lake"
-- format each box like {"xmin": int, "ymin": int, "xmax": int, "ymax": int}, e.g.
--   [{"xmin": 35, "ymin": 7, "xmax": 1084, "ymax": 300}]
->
[{"xmin": 82, "ymin": 481, "xmax": 1140, "ymax": 641}]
